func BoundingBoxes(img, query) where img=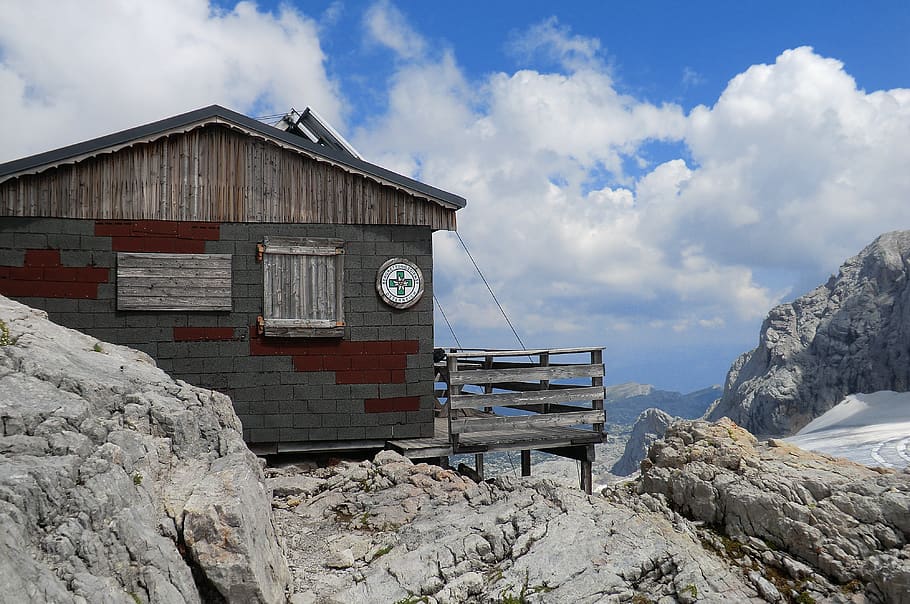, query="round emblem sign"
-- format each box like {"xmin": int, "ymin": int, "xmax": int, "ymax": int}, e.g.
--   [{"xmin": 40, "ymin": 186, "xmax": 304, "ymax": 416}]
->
[{"xmin": 377, "ymin": 258, "xmax": 424, "ymax": 309}]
